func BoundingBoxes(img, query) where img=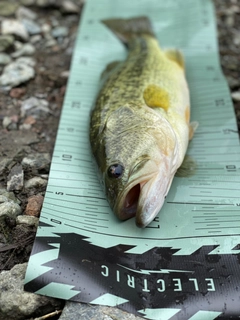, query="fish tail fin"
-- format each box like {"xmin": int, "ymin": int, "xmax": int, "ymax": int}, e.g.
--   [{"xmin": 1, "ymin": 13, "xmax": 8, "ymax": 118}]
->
[{"xmin": 101, "ymin": 16, "xmax": 154, "ymax": 45}]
